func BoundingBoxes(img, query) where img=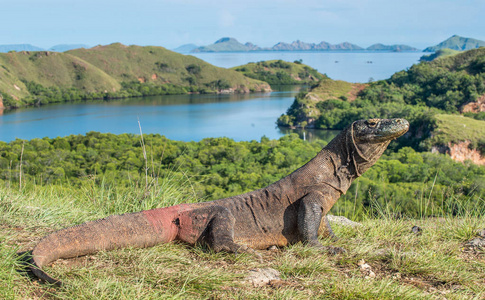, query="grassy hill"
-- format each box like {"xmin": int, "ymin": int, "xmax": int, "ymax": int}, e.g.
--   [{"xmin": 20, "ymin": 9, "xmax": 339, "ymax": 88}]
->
[
  {"xmin": 0, "ymin": 51, "xmax": 121, "ymax": 106},
  {"xmin": 426, "ymin": 114, "xmax": 485, "ymax": 151},
  {"xmin": 303, "ymin": 78, "xmax": 367, "ymax": 101},
  {"xmin": 233, "ymin": 60, "xmax": 326, "ymax": 85},
  {"xmin": 366, "ymin": 43, "xmax": 419, "ymax": 51},
  {"xmin": 420, "ymin": 48, "xmax": 461, "ymax": 62},
  {"xmin": 424, "ymin": 35, "xmax": 485, "ymax": 52},
  {"xmin": 68, "ymin": 43, "xmax": 266, "ymax": 89},
  {"xmin": 0, "ymin": 44, "xmax": 270, "ymax": 109},
  {"xmin": 278, "ymin": 48, "xmax": 485, "ymax": 155}
]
